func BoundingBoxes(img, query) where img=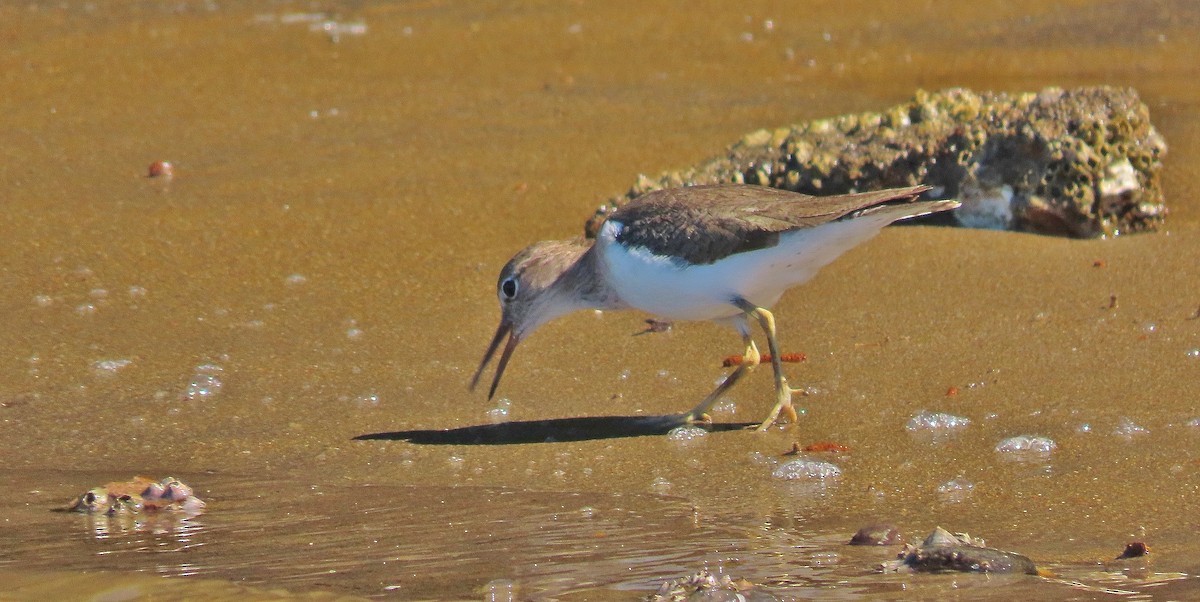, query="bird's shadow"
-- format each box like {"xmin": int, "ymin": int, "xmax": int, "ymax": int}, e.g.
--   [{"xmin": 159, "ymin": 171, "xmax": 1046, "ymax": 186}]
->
[{"xmin": 353, "ymin": 414, "xmax": 755, "ymax": 445}]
